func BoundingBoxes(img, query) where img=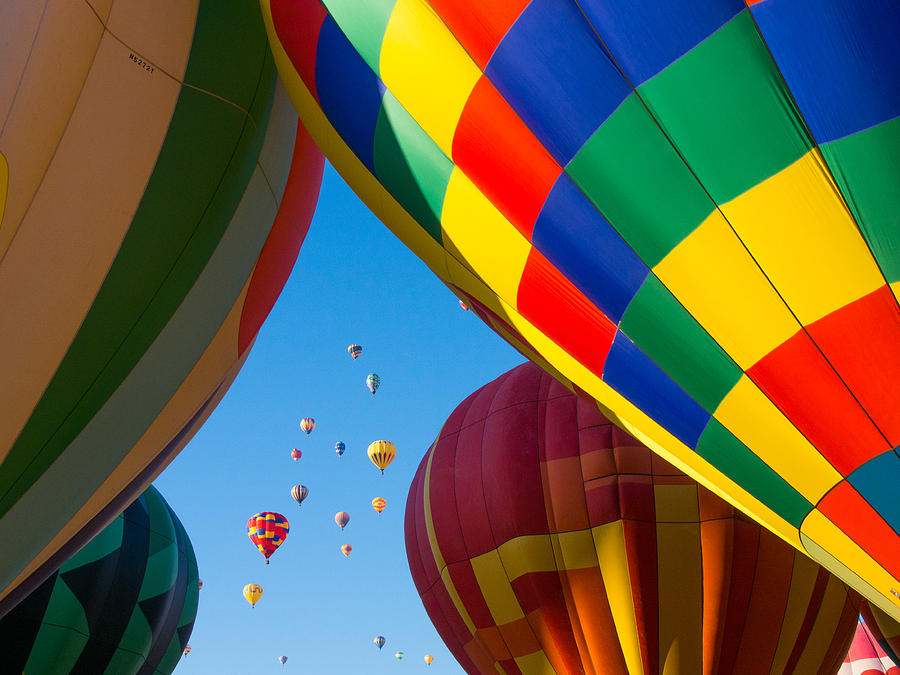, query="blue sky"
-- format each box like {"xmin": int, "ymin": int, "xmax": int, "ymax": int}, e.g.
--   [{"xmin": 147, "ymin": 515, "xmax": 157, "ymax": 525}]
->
[{"xmin": 155, "ymin": 162, "xmax": 524, "ymax": 673}]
